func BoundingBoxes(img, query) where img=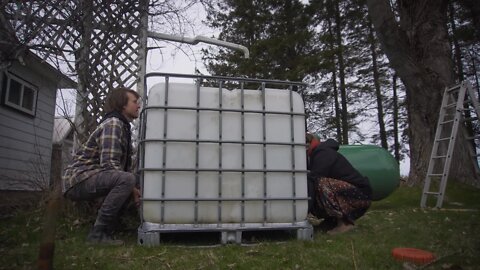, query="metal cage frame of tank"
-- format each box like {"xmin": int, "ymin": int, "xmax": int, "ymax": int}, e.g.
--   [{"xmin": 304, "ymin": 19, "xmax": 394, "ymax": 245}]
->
[{"xmin": 137, "ymin": 72, "xmax": 313, "ymax": 245}]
